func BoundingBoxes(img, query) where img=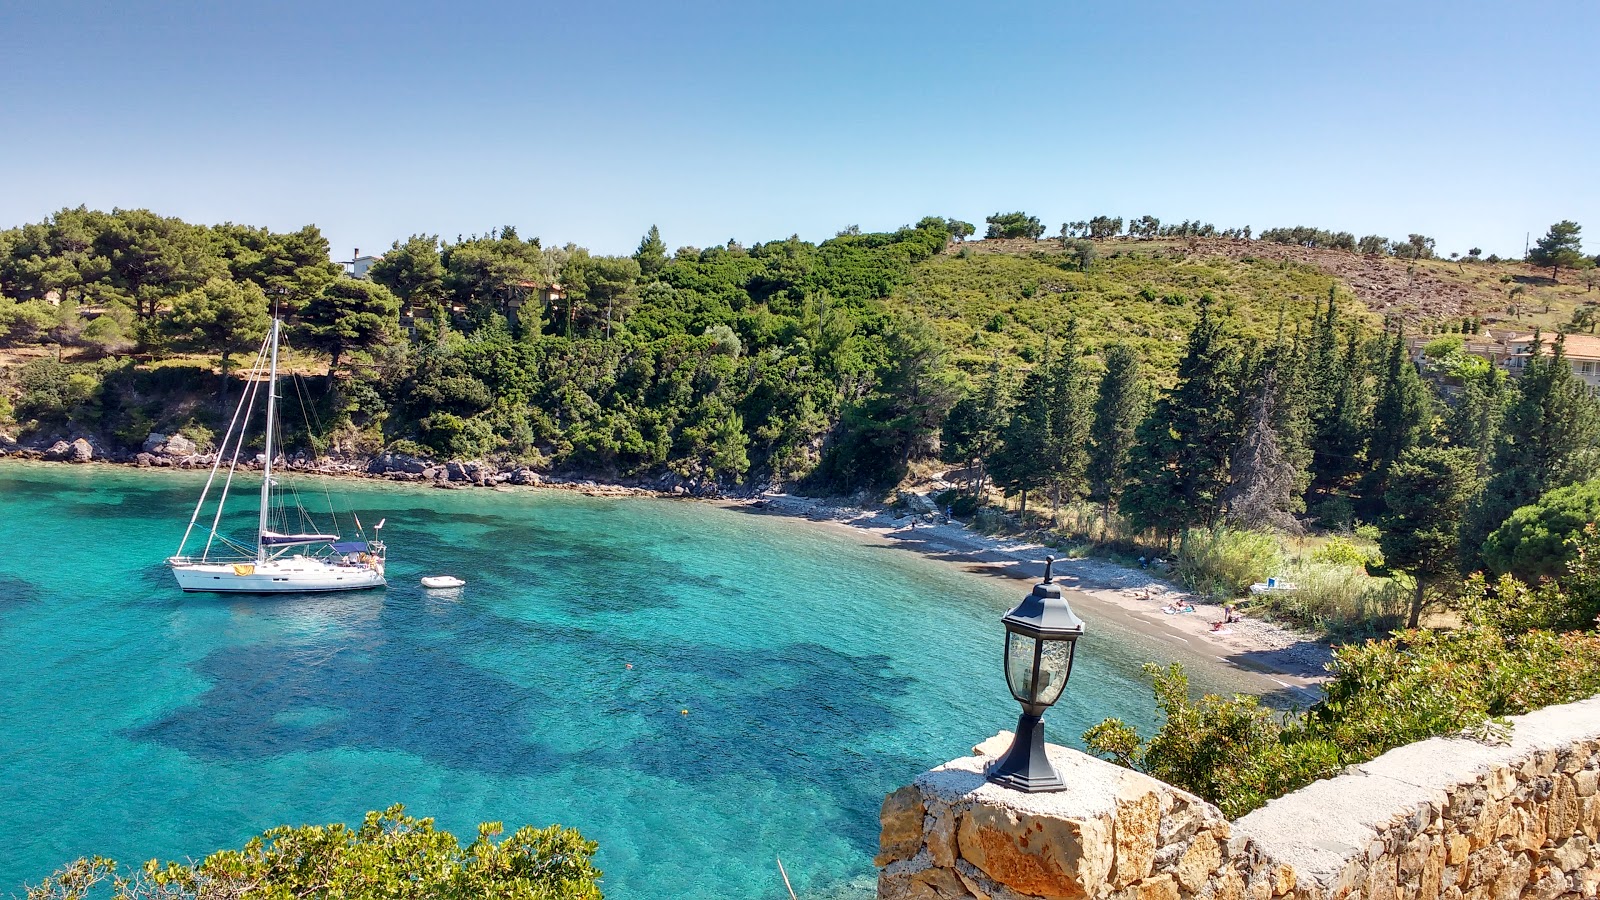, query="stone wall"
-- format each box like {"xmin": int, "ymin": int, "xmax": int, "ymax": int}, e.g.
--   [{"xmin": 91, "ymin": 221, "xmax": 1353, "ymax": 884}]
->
[{"xmin": 876, "ymin": 695, "xmax": 1600, "ymax": 900}]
